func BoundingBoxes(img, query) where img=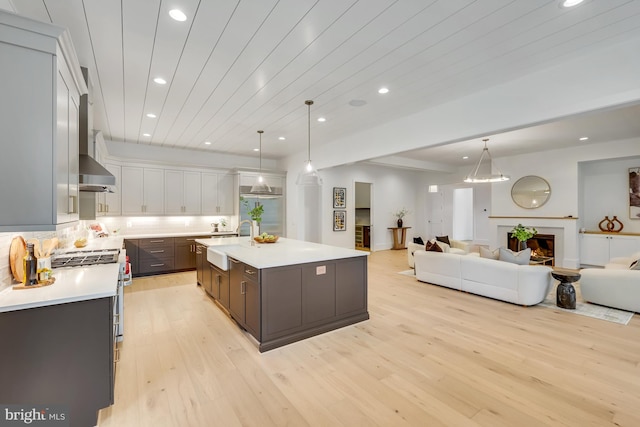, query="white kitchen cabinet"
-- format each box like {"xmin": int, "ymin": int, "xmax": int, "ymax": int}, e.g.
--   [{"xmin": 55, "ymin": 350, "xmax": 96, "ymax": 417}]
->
[
  {"xmin": 202, "ymin": 172, "xmax": 236, "ymax": 215},
  {"xmin": 165, "ymin": 170, "xmax": 201, "ymax": 214},
  {"xmin": 580, "ymin": 233, "xmax": 640, "ymax": 266},
  {"xmin": 0, "ymin": 12, "xmax": 86, "ymax": 231},
  {"xmin": 96, "ymin": 163, "xmax": 121, "ymax": 216},
  {"xmin": 121, "ymin": 166, "xmax": 164, "ymax": 215}
]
